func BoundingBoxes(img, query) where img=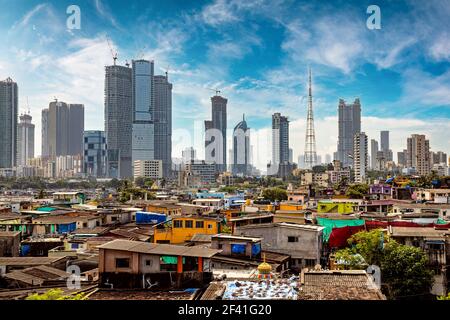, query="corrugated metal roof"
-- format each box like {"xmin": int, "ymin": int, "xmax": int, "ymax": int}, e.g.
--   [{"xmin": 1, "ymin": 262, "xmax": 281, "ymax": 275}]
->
[
  {"xmin": 97, "ymin": 239, "xmax": 221, "ymax": 258},
  {"xmin": 0, "ymin": 256, "xmax": 66, "ymax": 266}
]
